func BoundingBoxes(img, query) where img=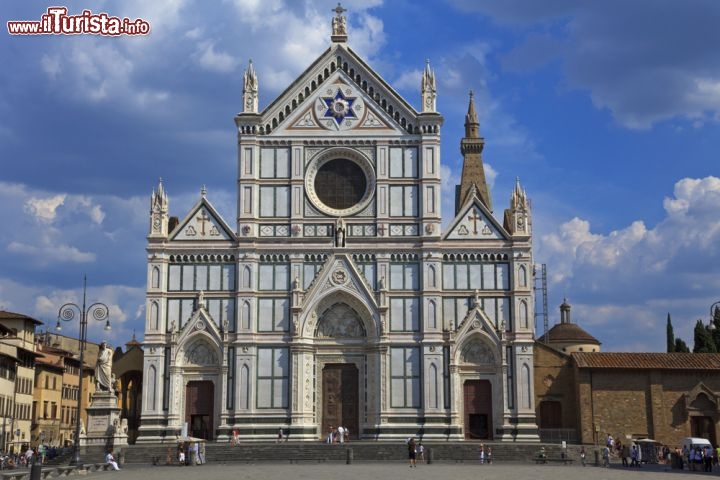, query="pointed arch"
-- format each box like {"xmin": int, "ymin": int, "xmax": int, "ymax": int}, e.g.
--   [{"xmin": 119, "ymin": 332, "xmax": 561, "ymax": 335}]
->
[
  {"xmin": 241, "ymin": 266, "xmax": 251, "ymax": 288},
  {"xmin": 519, "ymin": 300, "xmax": 529, "ymax": 329},
  {"xmin": 427, "ymin": 300, "xmax": 437, "ymax": 329},
  {"xmin": 146, "ymin": 365, "xmax": 157, "ymax": 411},
  {"xmin": 239, "ymin": 364, "xmax": 250, "ymax": 410},
  {"xmin": 518, "ymin": 265, "xmax": 528, "ymax": 287},
  {"xmin": 150, "ymin": 301, "xmax": 159, "ymax": 330},
  {"xmin": 428, "ymin": 363, "xmax": 439, "ymax": 409},
  {"xmin": 151, "ymin": 266, "xmax": 160, "ymax": 289},
  {"xmin": 240, "ymin": 300, "xmax": 251, "ymax": 330},
  {"xmin": 520, "ymin": 363, "xmax": 531, "ymax": 409},
  {"xmin": 428, "ymin": 265, "xmax": 437, "ymax": 288}
]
